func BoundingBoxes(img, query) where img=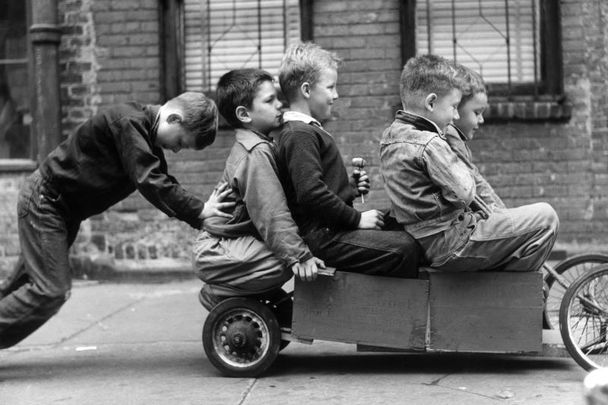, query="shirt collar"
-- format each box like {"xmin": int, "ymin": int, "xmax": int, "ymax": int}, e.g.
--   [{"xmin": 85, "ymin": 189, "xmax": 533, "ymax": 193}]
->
[
  {"xmin": 235, "ymin": 128, "xmax": 273, "ymax": 151},
  {"xmin": 395, "ymin": 110, "xmax": 445, "ymax": 138},
  {"xmin": 282, "ymin": 111, "xmax": 322, "ymax": 127}
]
